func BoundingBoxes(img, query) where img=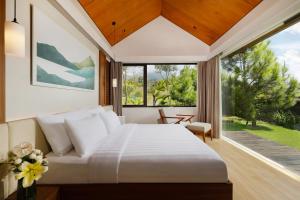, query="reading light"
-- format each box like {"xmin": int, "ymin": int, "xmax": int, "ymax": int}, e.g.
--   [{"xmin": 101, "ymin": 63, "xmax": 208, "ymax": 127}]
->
[
  {"xmin": 5, "ymin": 0, "xmax": 25, "ymax": 57},
  {"xmin": 112, "ymin": 78, "xmax": 118, "ymax": 88}
]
